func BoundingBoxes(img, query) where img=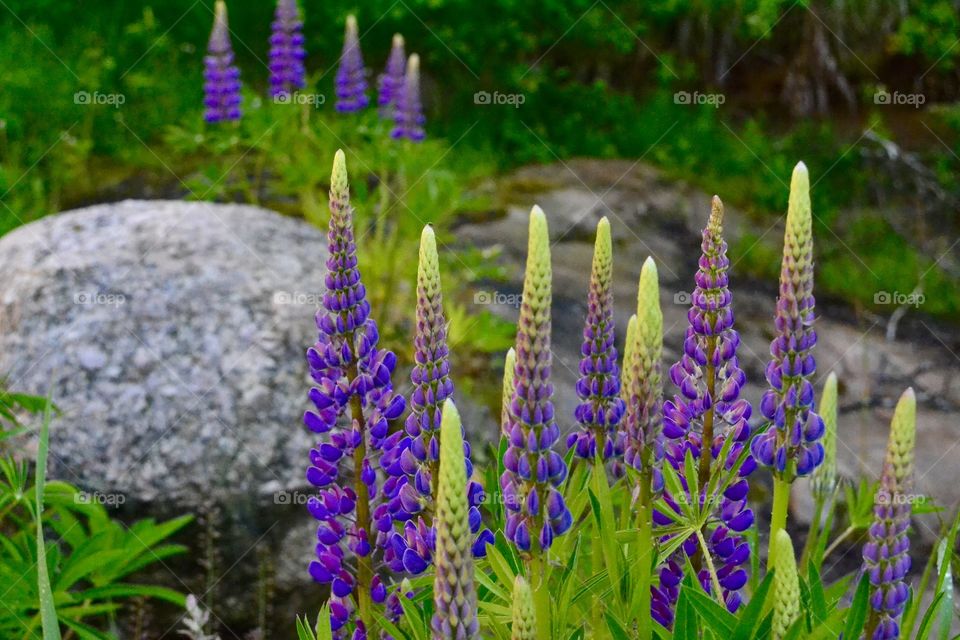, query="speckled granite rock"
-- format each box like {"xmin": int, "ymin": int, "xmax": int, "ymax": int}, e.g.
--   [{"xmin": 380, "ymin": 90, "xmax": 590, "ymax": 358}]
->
[{"xmin": 0, "ymin": 199, "xmax": 326, "ymax": 504}]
